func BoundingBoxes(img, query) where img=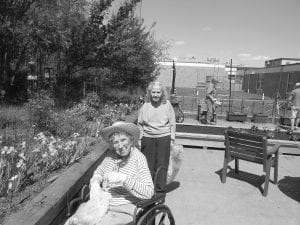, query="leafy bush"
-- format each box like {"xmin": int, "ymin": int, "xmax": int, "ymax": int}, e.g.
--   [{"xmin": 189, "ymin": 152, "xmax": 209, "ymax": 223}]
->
[
  {"xmin": 0, "ymin": 106, "xmax": 29, "ymax": 130},
  {"xmin": 24, "ymin": 90, "xmax": 55, "ymax": 132}
]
